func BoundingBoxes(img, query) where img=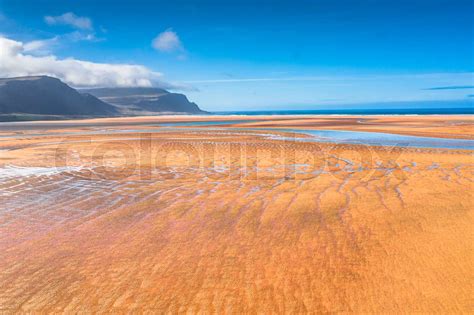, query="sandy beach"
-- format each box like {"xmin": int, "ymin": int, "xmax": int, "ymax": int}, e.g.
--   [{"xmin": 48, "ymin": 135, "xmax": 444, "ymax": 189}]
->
[
  {"xmin": 0, "ymin": 115, "xmax": 473, "ymax": 313},
  {"xmin": 2, "ymin": 114, "xmax": 472, "ymax": 139}
]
